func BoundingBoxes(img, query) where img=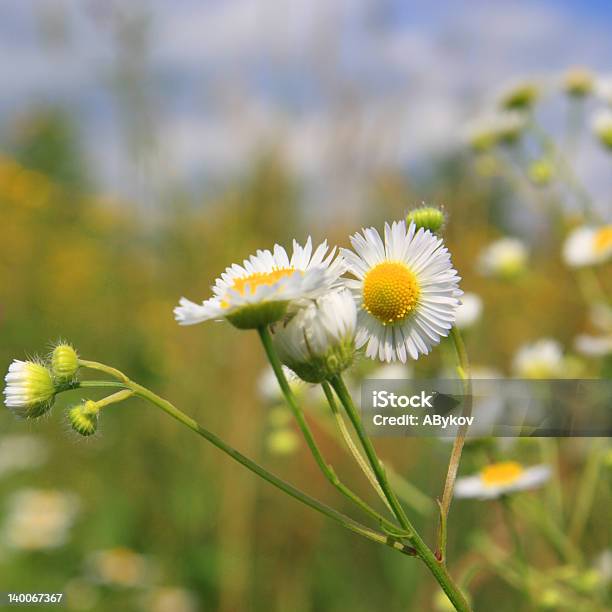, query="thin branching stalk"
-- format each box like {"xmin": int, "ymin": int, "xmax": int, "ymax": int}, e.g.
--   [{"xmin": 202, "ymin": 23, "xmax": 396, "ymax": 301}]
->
[
  {"xmin": 320, "ymin": 381, "xmax": 394, "ymax": 515},
  {"xmin": 74, "ymin": 363, "xmax": 413, "ymax": 554},
  {"xmin": 569, "ymin": 438, "xmax": 605, "ymax": 543},
  {"xmin": 257, "ymin": 327, "xmax": 407, "ymax": 536},
  {"xmin": 329, "ymin": 373, "xmax": 471, "ymax": 612},
  {"xmin": 437, "ymin": 327, "xmax": 472, "ymax": 562}
]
